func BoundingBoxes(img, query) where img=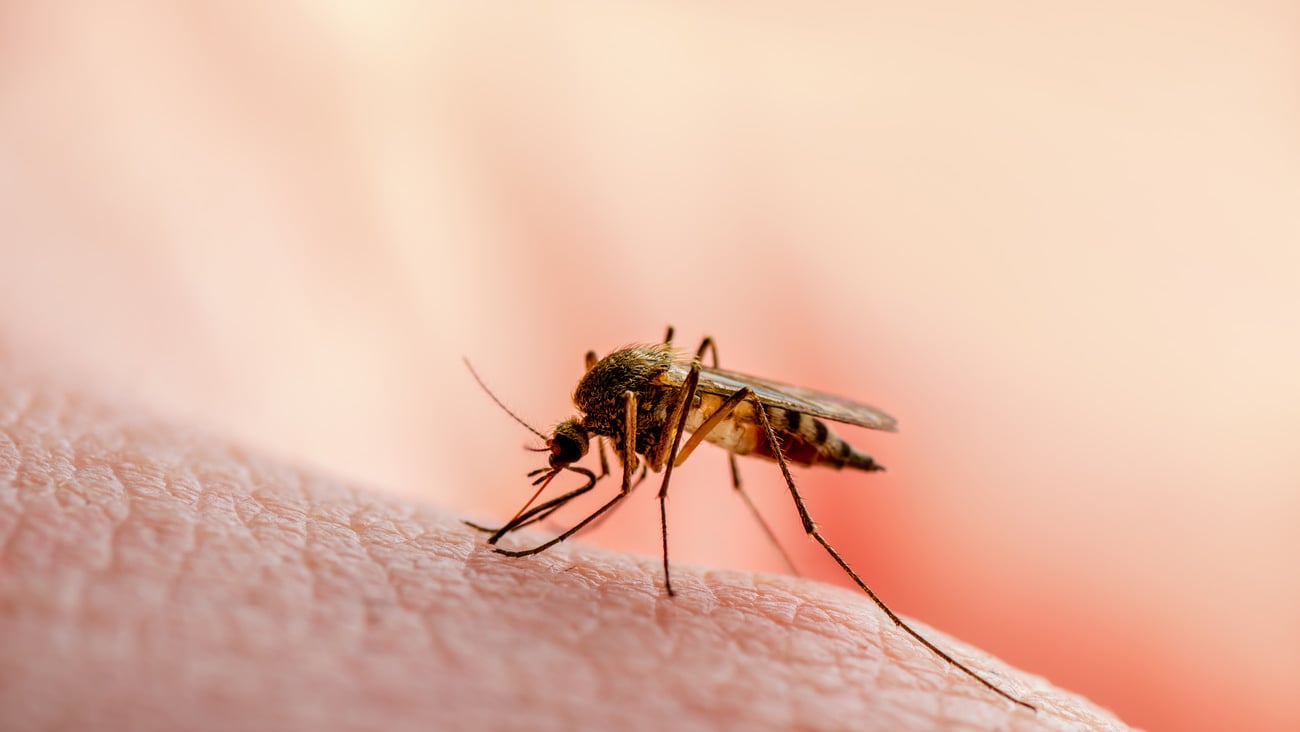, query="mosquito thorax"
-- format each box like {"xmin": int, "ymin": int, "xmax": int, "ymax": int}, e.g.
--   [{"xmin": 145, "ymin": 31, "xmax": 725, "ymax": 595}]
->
[
  {"xmin": 548, "ymin": 418, "xmax": 590, "ymax": 467},
  {"xmin": 573, "ymin": 345, "xmax": 676, "ymax": 417}
]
